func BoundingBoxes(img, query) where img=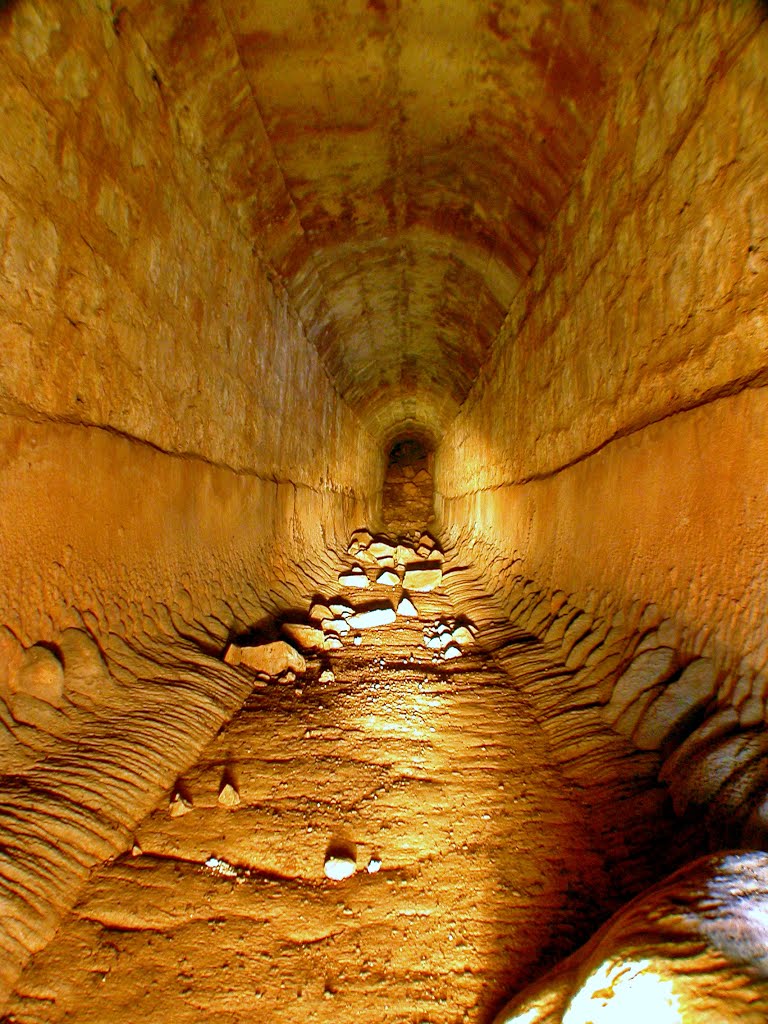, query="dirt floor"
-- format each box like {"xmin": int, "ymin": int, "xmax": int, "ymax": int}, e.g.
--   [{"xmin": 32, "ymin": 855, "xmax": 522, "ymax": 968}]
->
[{"xmin": 5, "ymin": 551, "xmax": 694, "ymax": 1024}]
